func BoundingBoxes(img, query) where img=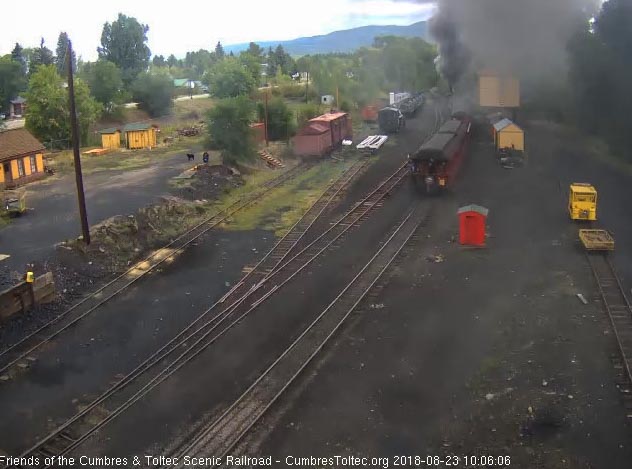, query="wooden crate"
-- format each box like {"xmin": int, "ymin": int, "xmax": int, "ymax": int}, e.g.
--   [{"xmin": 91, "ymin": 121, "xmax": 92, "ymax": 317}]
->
[{"xmin": 579, "ymin": 229, "xmax": 615, "ymax": 251}]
